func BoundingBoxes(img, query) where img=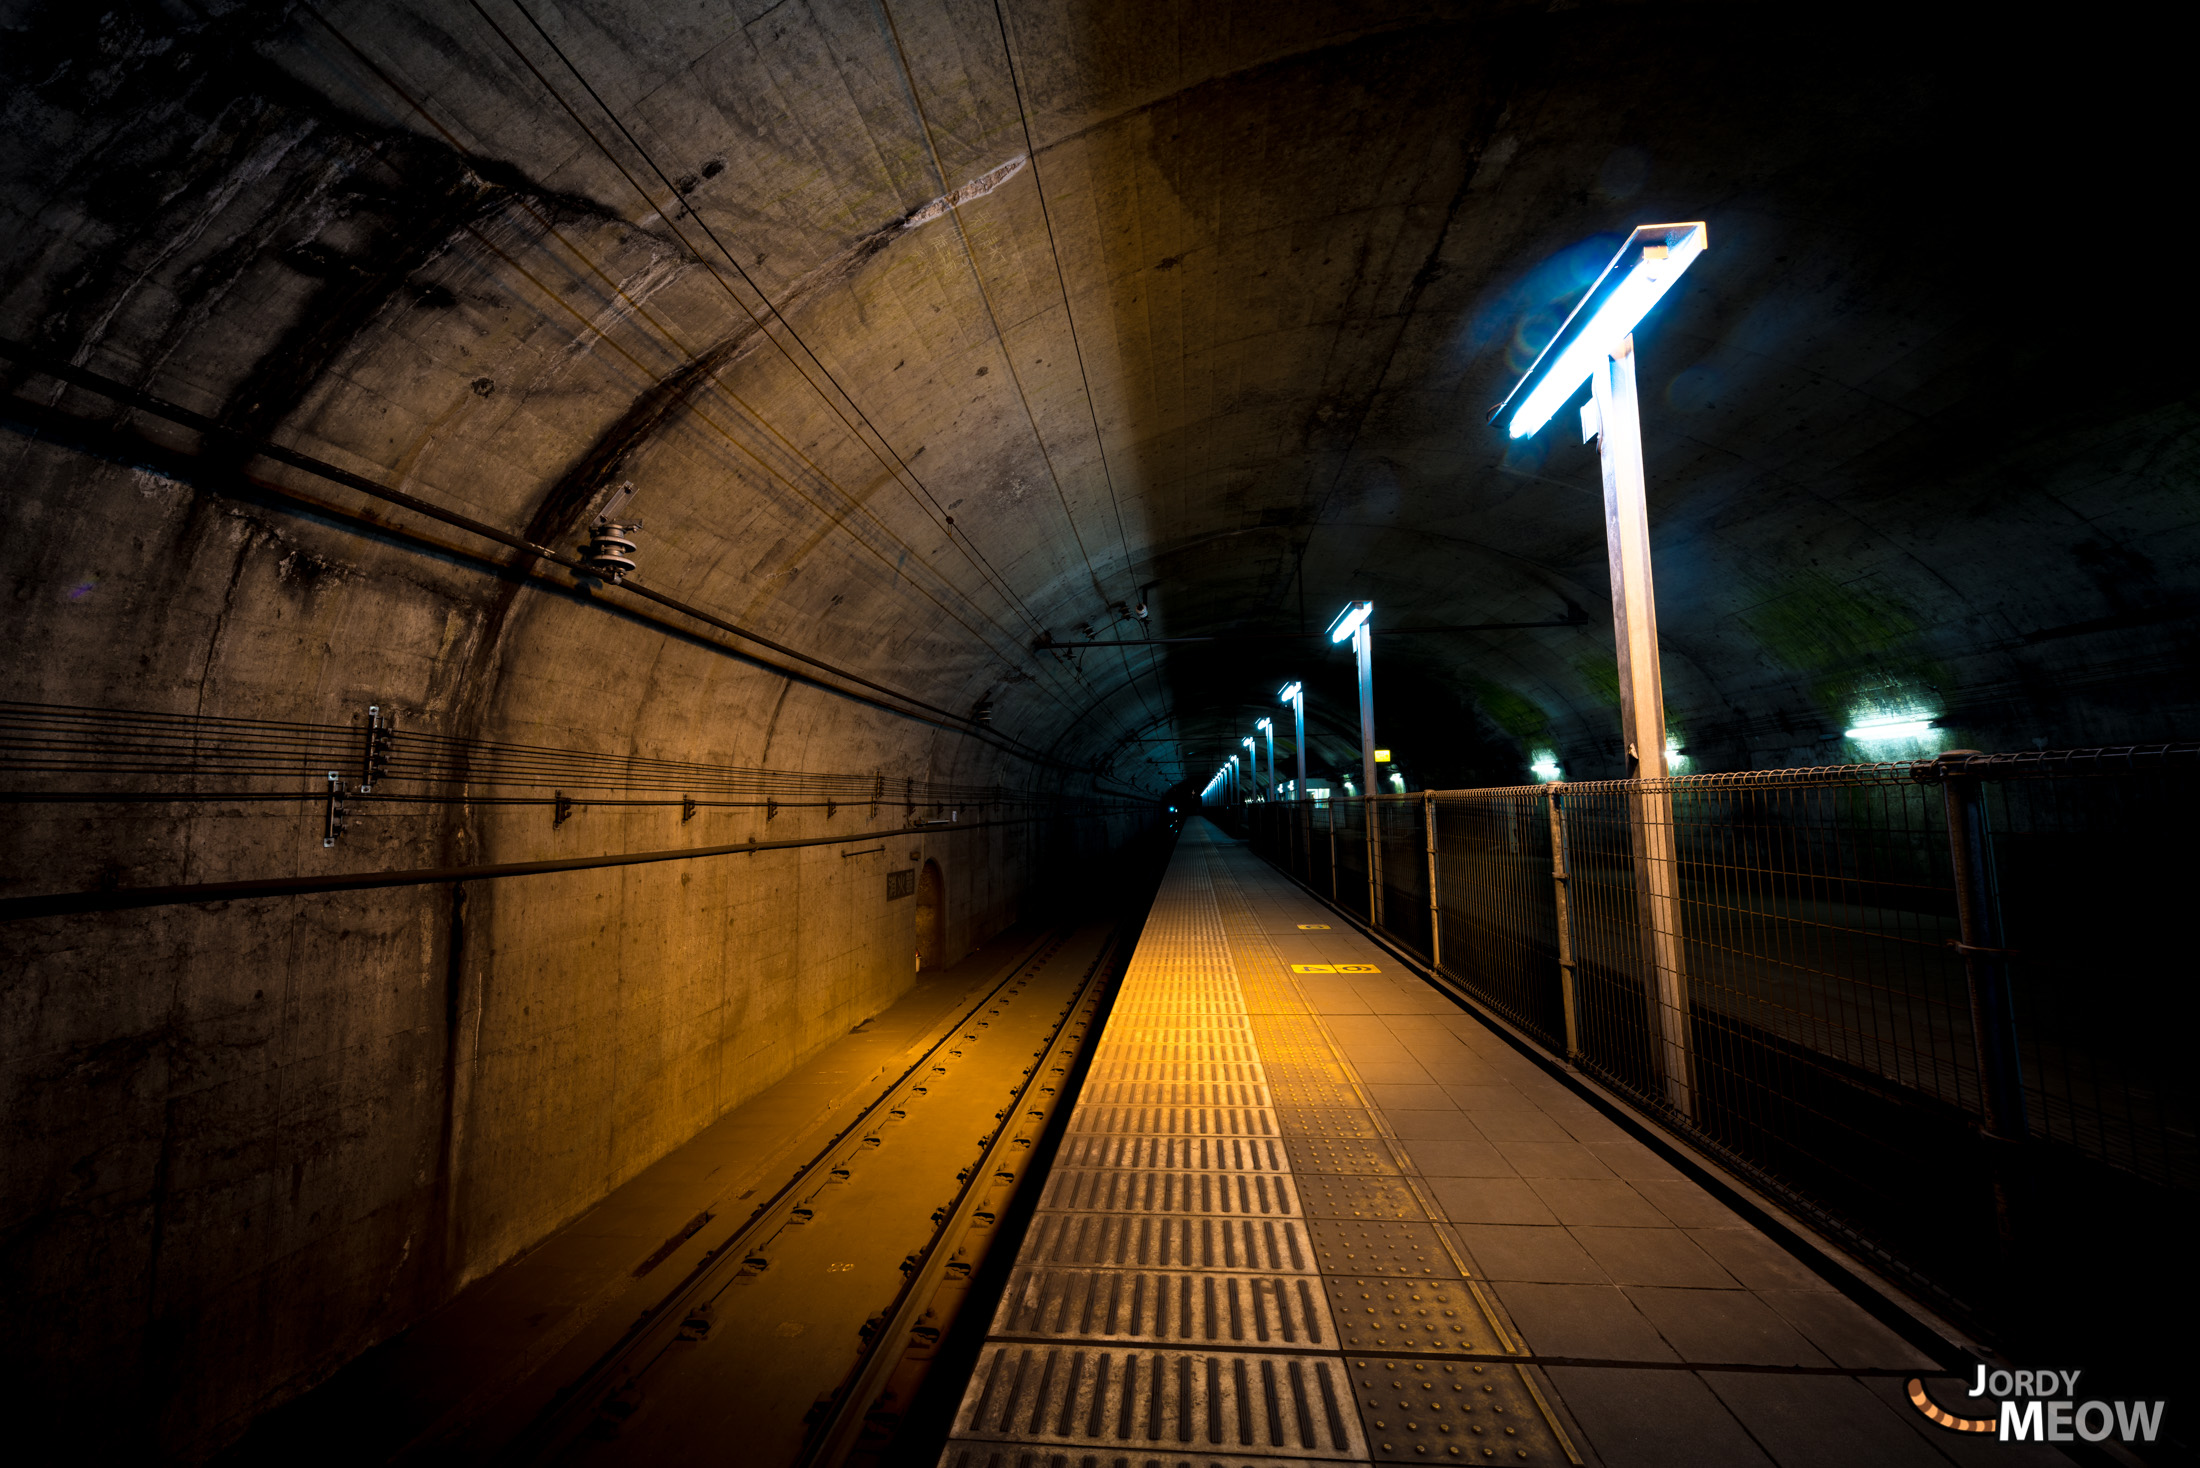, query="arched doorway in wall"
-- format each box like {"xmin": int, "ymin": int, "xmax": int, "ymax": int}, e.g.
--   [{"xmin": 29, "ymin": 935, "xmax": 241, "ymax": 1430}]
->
[{"xmin": 915, "ymin": 859, "xmax": 945, "ymax": 972}]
